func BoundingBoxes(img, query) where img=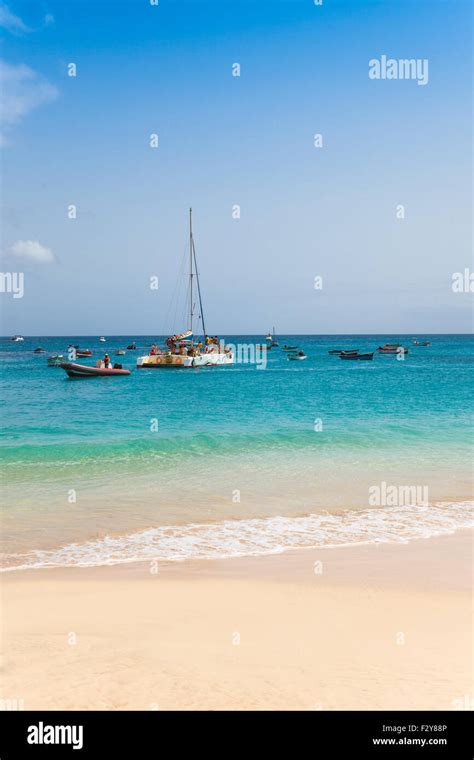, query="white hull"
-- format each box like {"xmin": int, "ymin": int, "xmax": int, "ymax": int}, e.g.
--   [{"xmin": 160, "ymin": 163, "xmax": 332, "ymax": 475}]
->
[{"xmin": 137, "ymin": 351, "xmax": 234, "ymax": 368}]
